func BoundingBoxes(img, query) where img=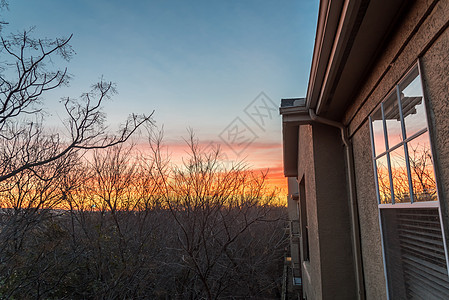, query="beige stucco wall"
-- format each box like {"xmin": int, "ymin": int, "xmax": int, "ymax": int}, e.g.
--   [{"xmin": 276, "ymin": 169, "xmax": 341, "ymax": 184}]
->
[
  {"xmin": 297, "ymin": 123, "xmax": 357, "ymax": 300},
  {"xmin": 342, "ymin": 0, "xmax": 449, "ymax": 299},
  {"xmin": 298, "ymin": 124, "xmax": 322, "ymax": 300},
  {"xmin": 351, "ymin": 123, "xmax": 387, "ymax": 299},
  {"xmin": 420, "ymin": 26, "xmax": 449, "ymax": 235}
]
